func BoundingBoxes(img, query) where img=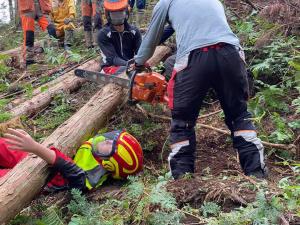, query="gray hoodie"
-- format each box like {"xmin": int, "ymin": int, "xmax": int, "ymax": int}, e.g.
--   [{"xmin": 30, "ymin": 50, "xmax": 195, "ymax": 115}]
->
[{"xmin": 135, "ymin": 0, "xmax": 240, "ymax": 66}]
